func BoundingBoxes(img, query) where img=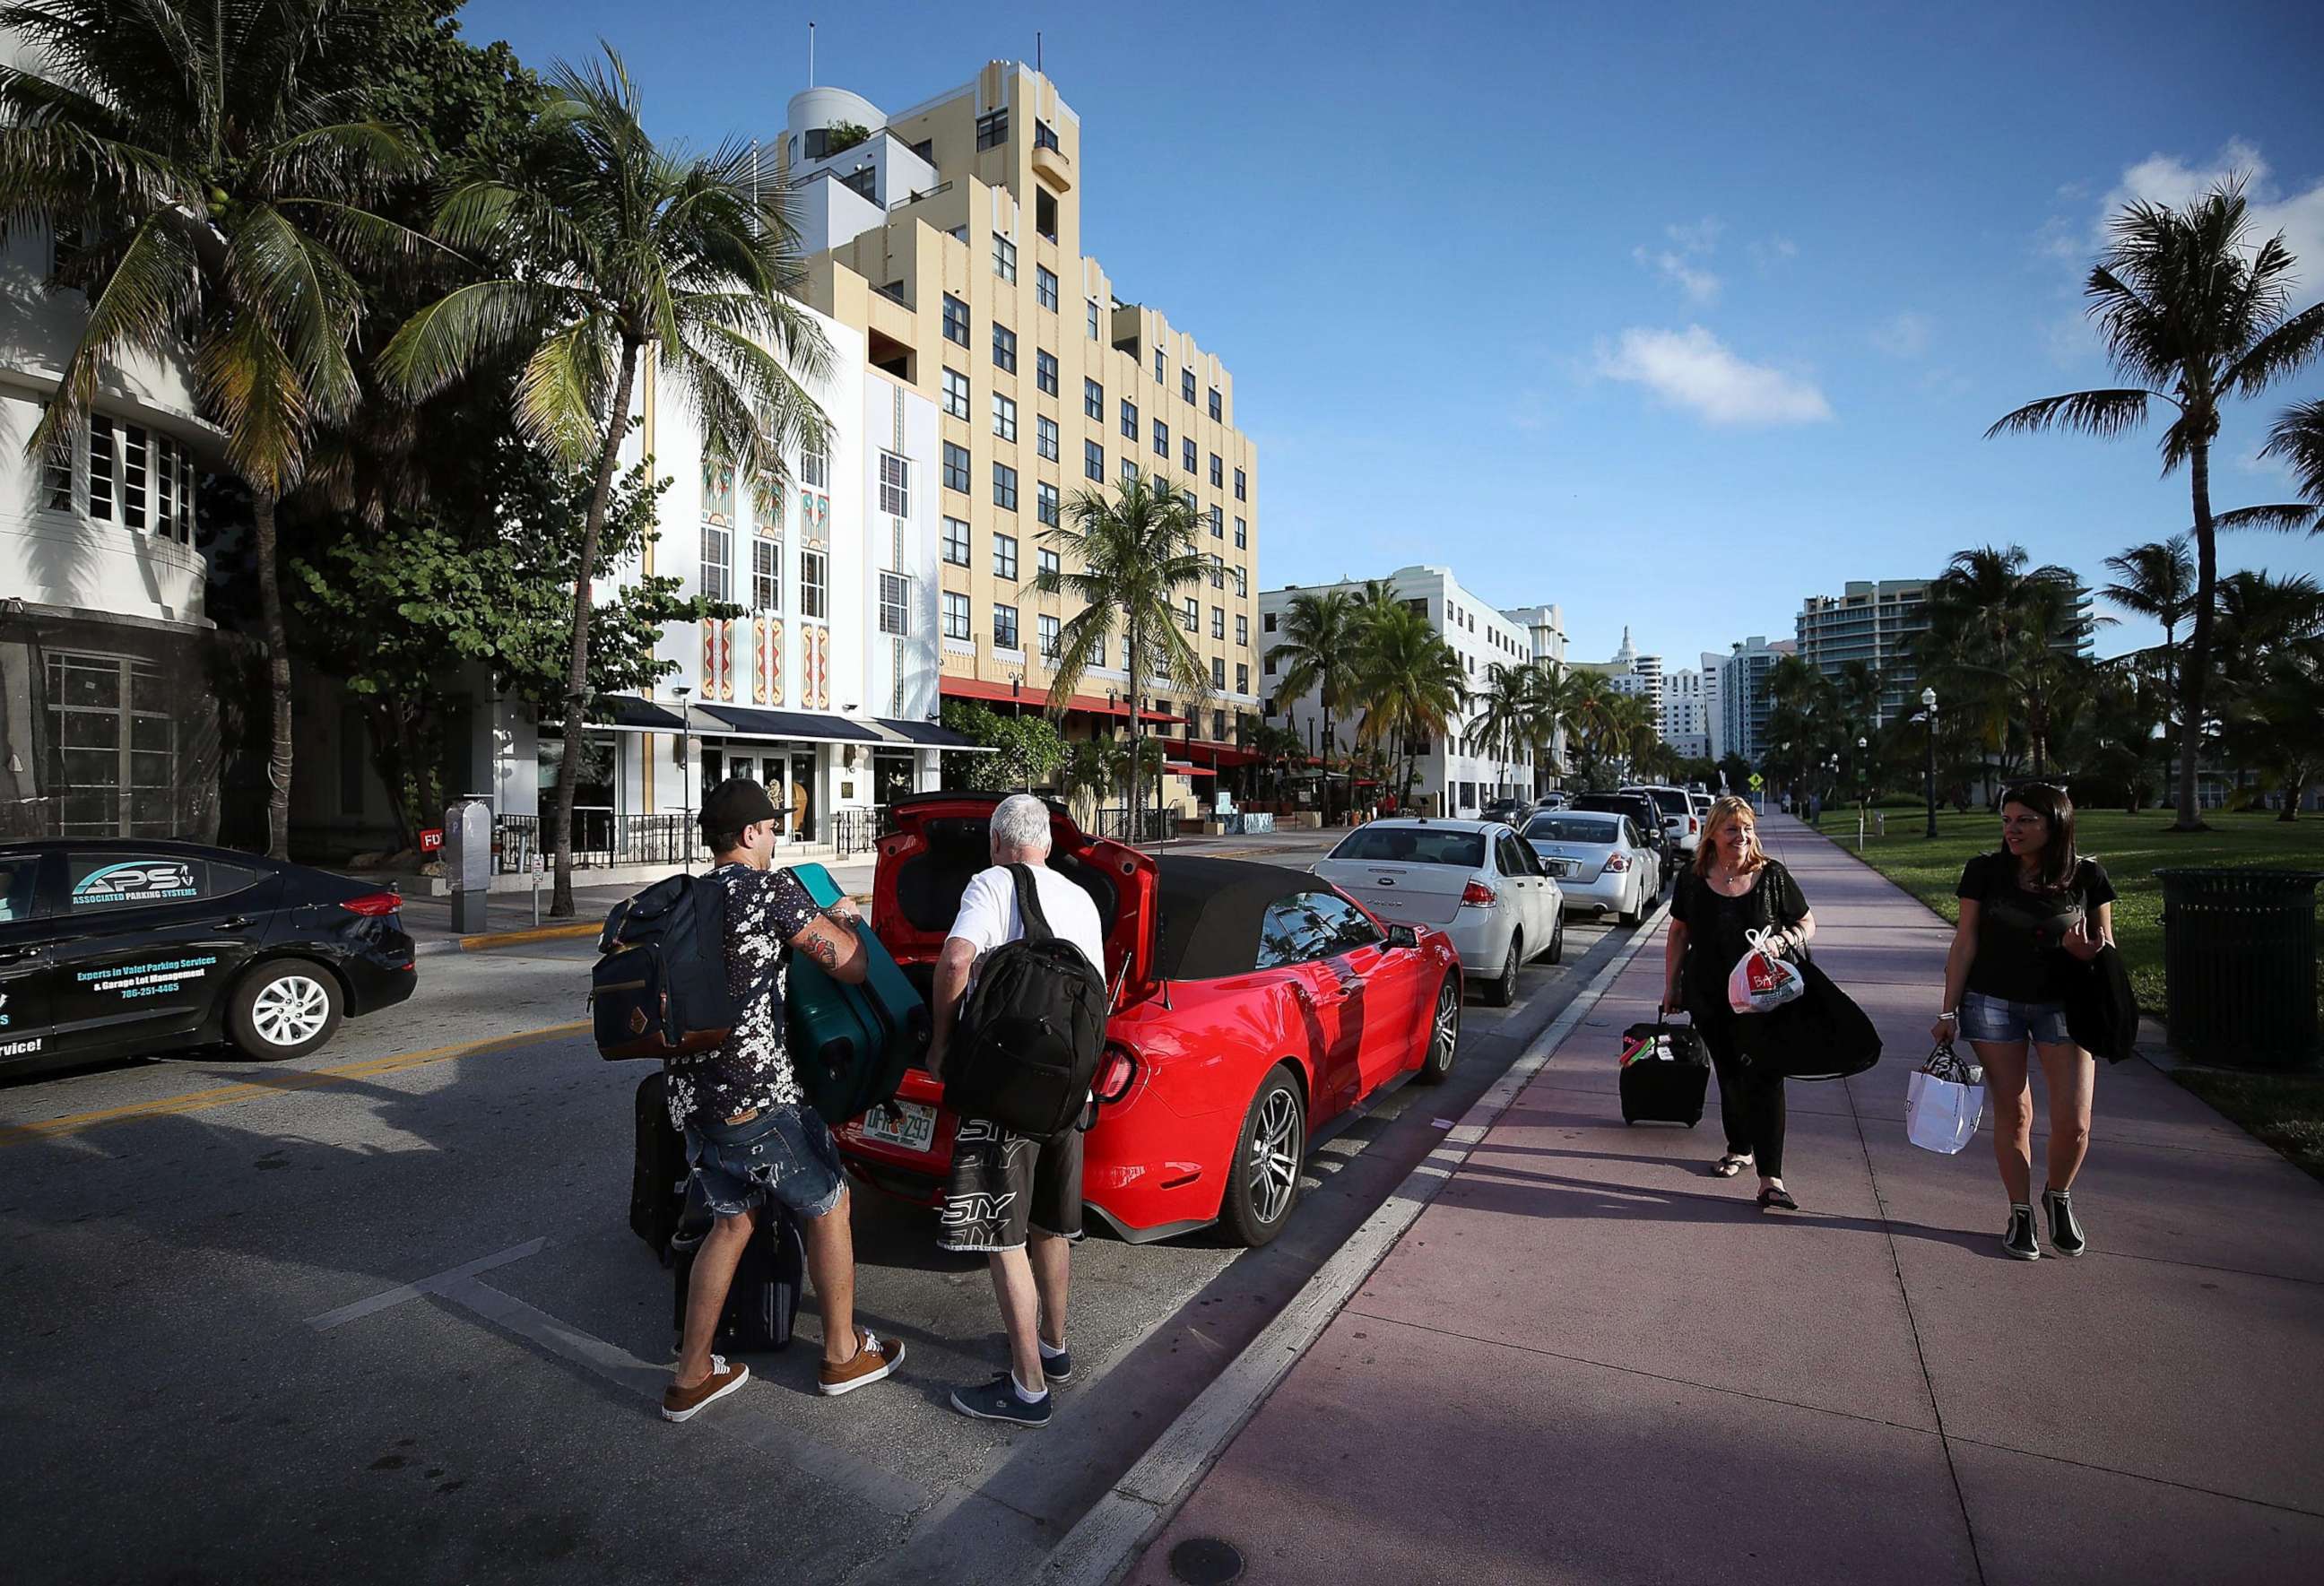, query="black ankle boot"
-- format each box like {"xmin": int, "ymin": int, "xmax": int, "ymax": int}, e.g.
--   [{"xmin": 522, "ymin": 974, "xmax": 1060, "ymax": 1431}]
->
[{"xmin": 2042, "ymin": 1189, "xmax": 2085, "ymax": 1257}]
